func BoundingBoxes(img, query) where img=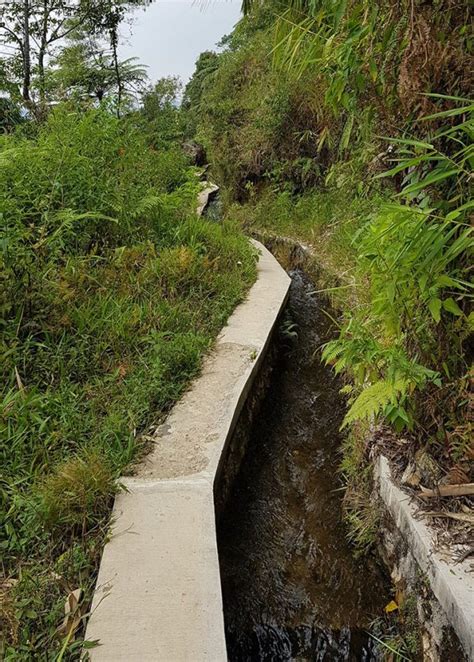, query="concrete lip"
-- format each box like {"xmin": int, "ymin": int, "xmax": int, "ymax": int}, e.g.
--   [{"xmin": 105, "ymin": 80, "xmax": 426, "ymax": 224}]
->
[
  {"xmin": 377, "ymin": 455, "xmax": 474, "ymax": 660},
  {"xmin": 196, "ymin": 182, "xmax": 219, "ymax": 217},
  {"xmin": 85, "ymin": 241, "xmax": 291, "ymax": 660}
]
